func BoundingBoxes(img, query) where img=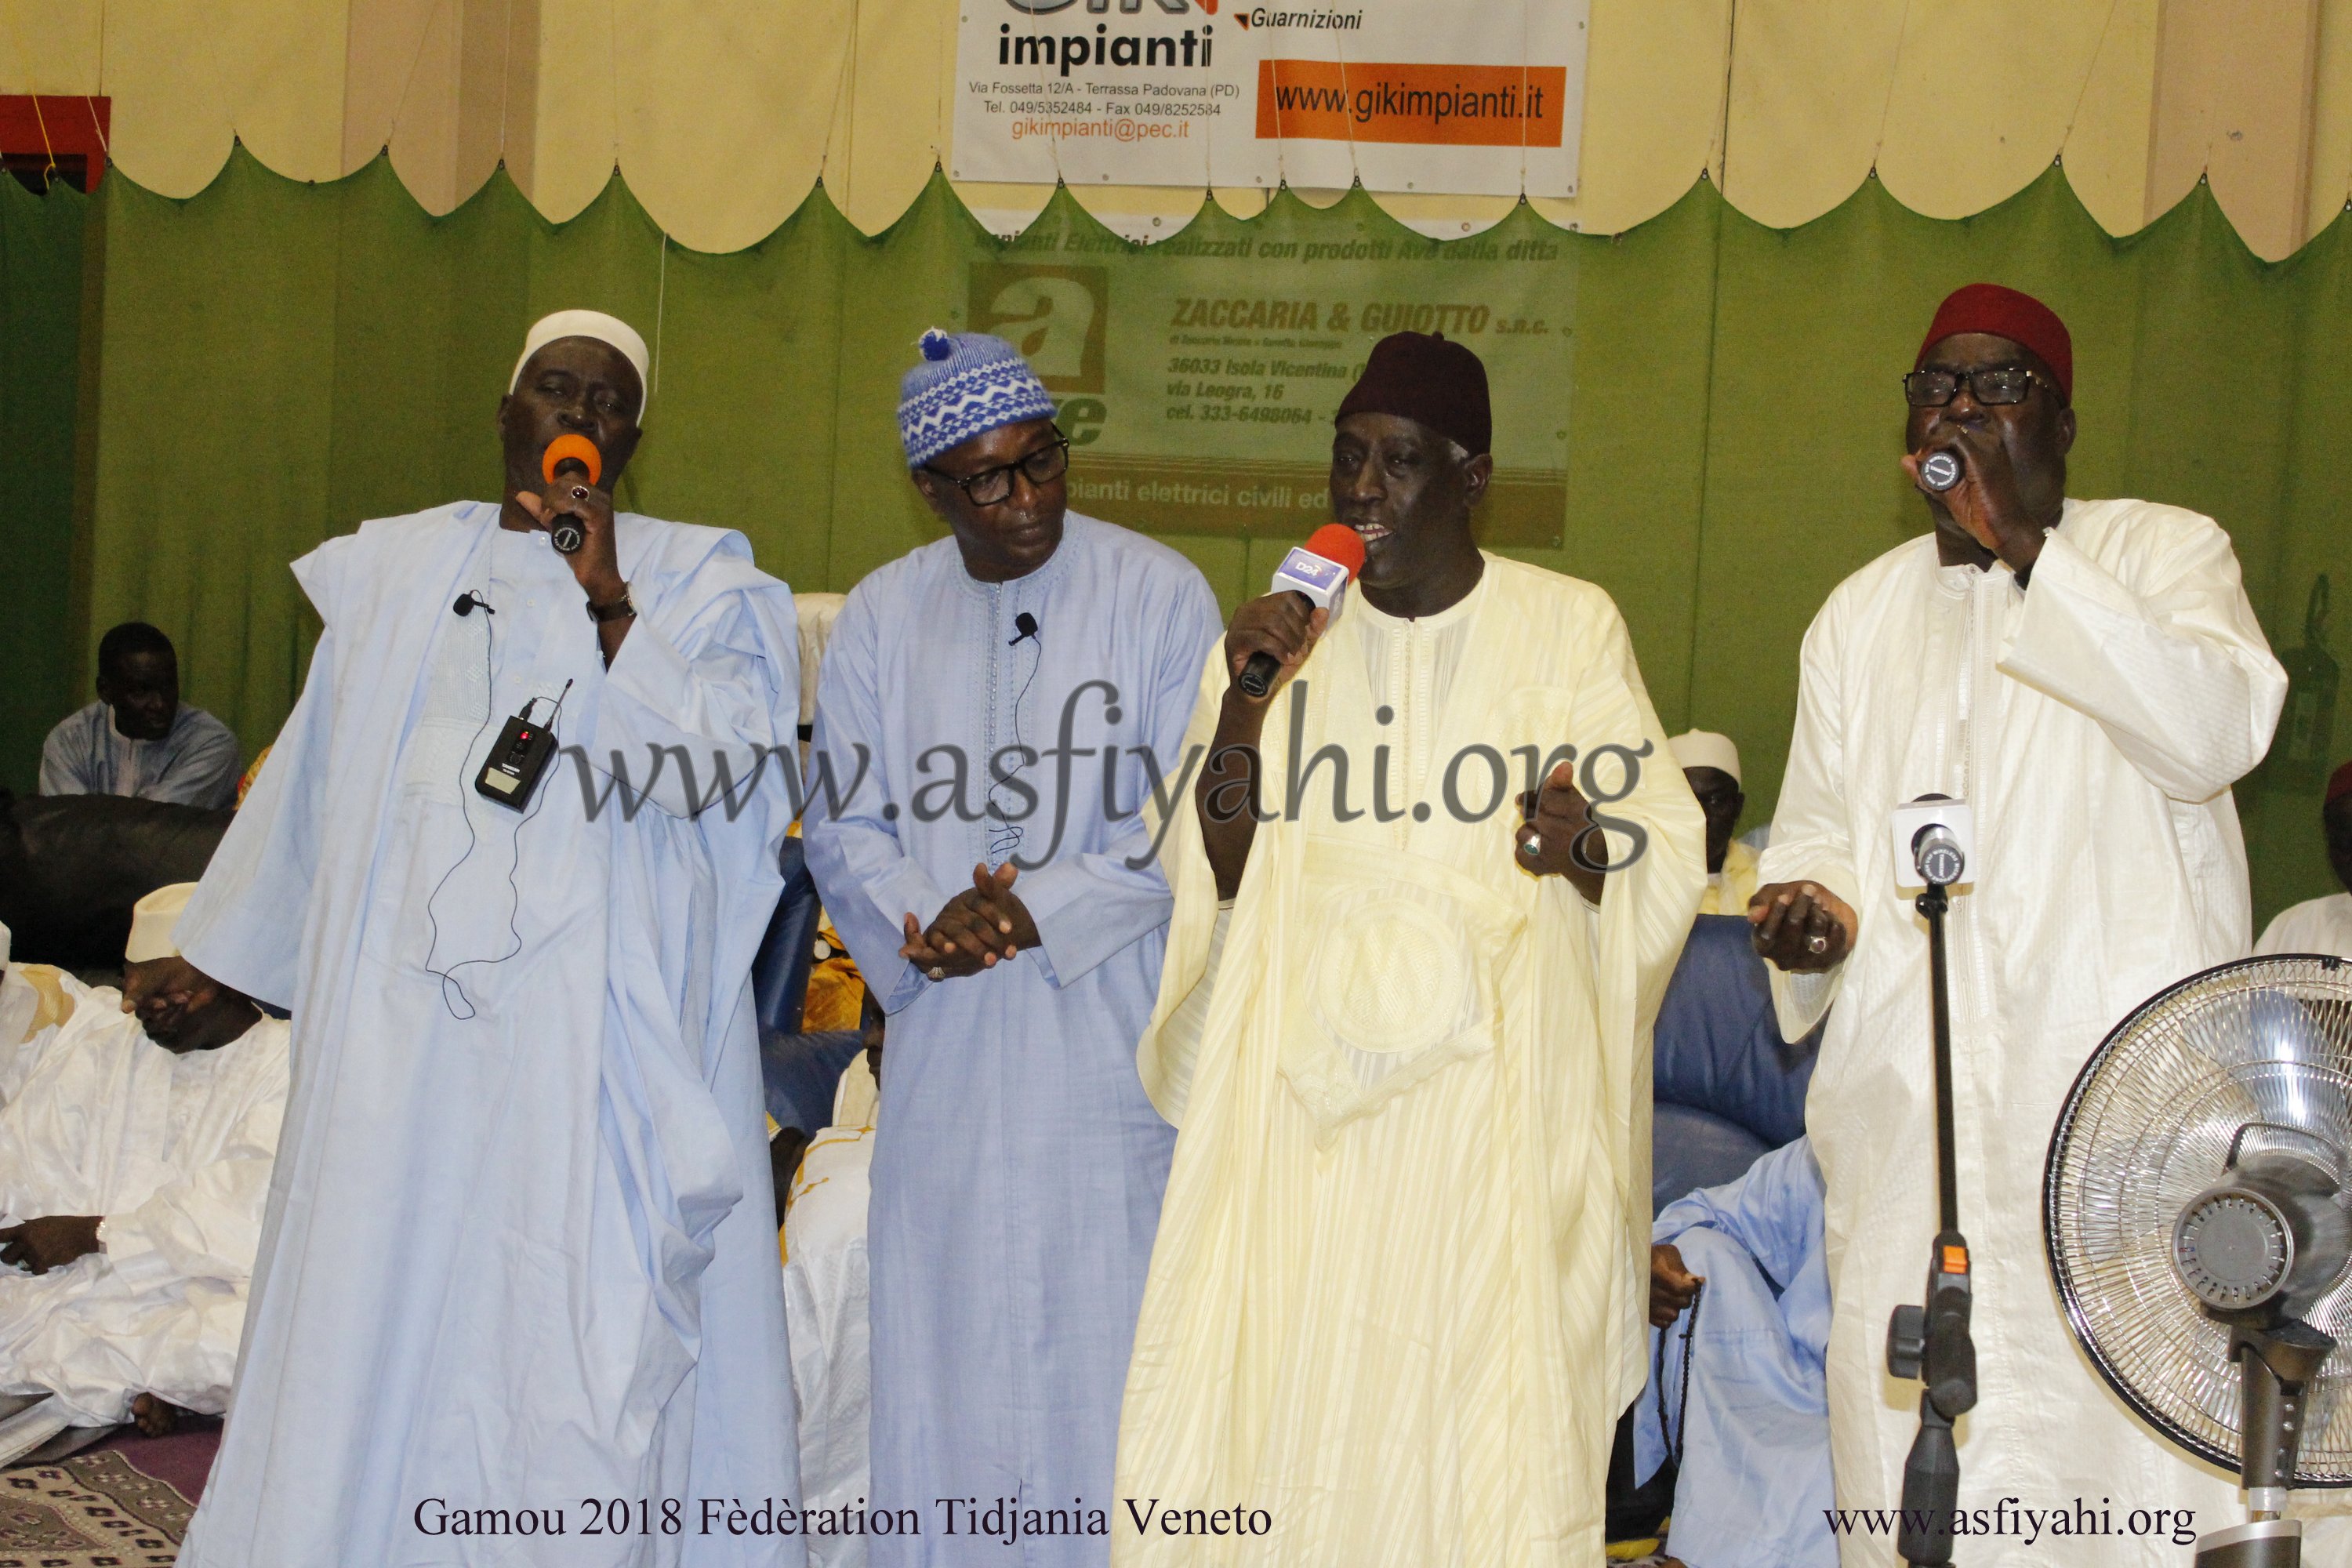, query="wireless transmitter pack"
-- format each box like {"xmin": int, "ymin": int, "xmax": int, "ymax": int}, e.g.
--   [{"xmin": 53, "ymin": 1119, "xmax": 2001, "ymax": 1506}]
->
[{"xmin": 474, "ymin": 687, "xmax": 569, "ymax": 811}]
